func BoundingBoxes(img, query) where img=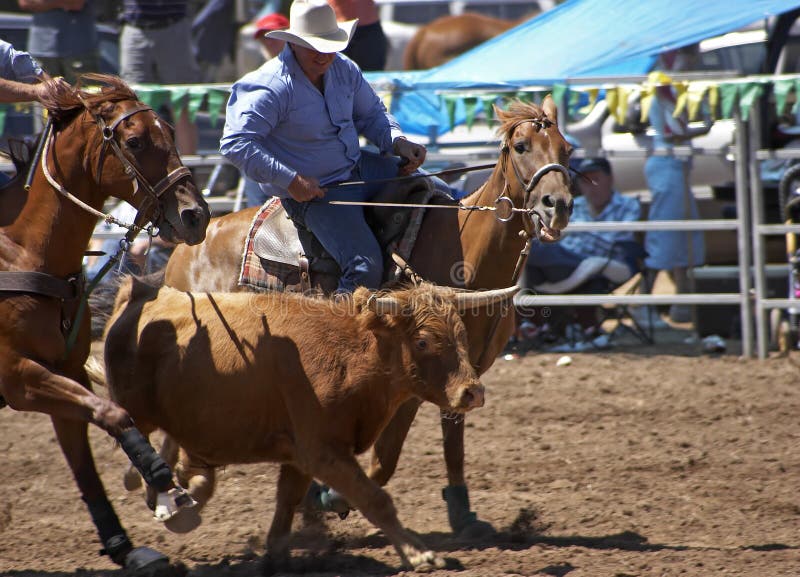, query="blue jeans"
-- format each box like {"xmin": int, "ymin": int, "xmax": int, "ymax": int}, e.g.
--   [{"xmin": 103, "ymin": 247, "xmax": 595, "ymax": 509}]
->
[{"xmin": 281, "ymin": 151, "xmax": 400, "ymax": 292}]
